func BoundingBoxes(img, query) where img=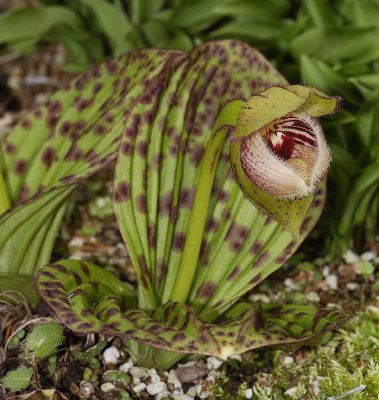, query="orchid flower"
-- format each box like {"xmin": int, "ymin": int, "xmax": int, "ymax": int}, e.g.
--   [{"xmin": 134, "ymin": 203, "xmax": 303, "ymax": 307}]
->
[{"xmin": 229, "ymin": 85, "xmax": 341, "ymax": 235}]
